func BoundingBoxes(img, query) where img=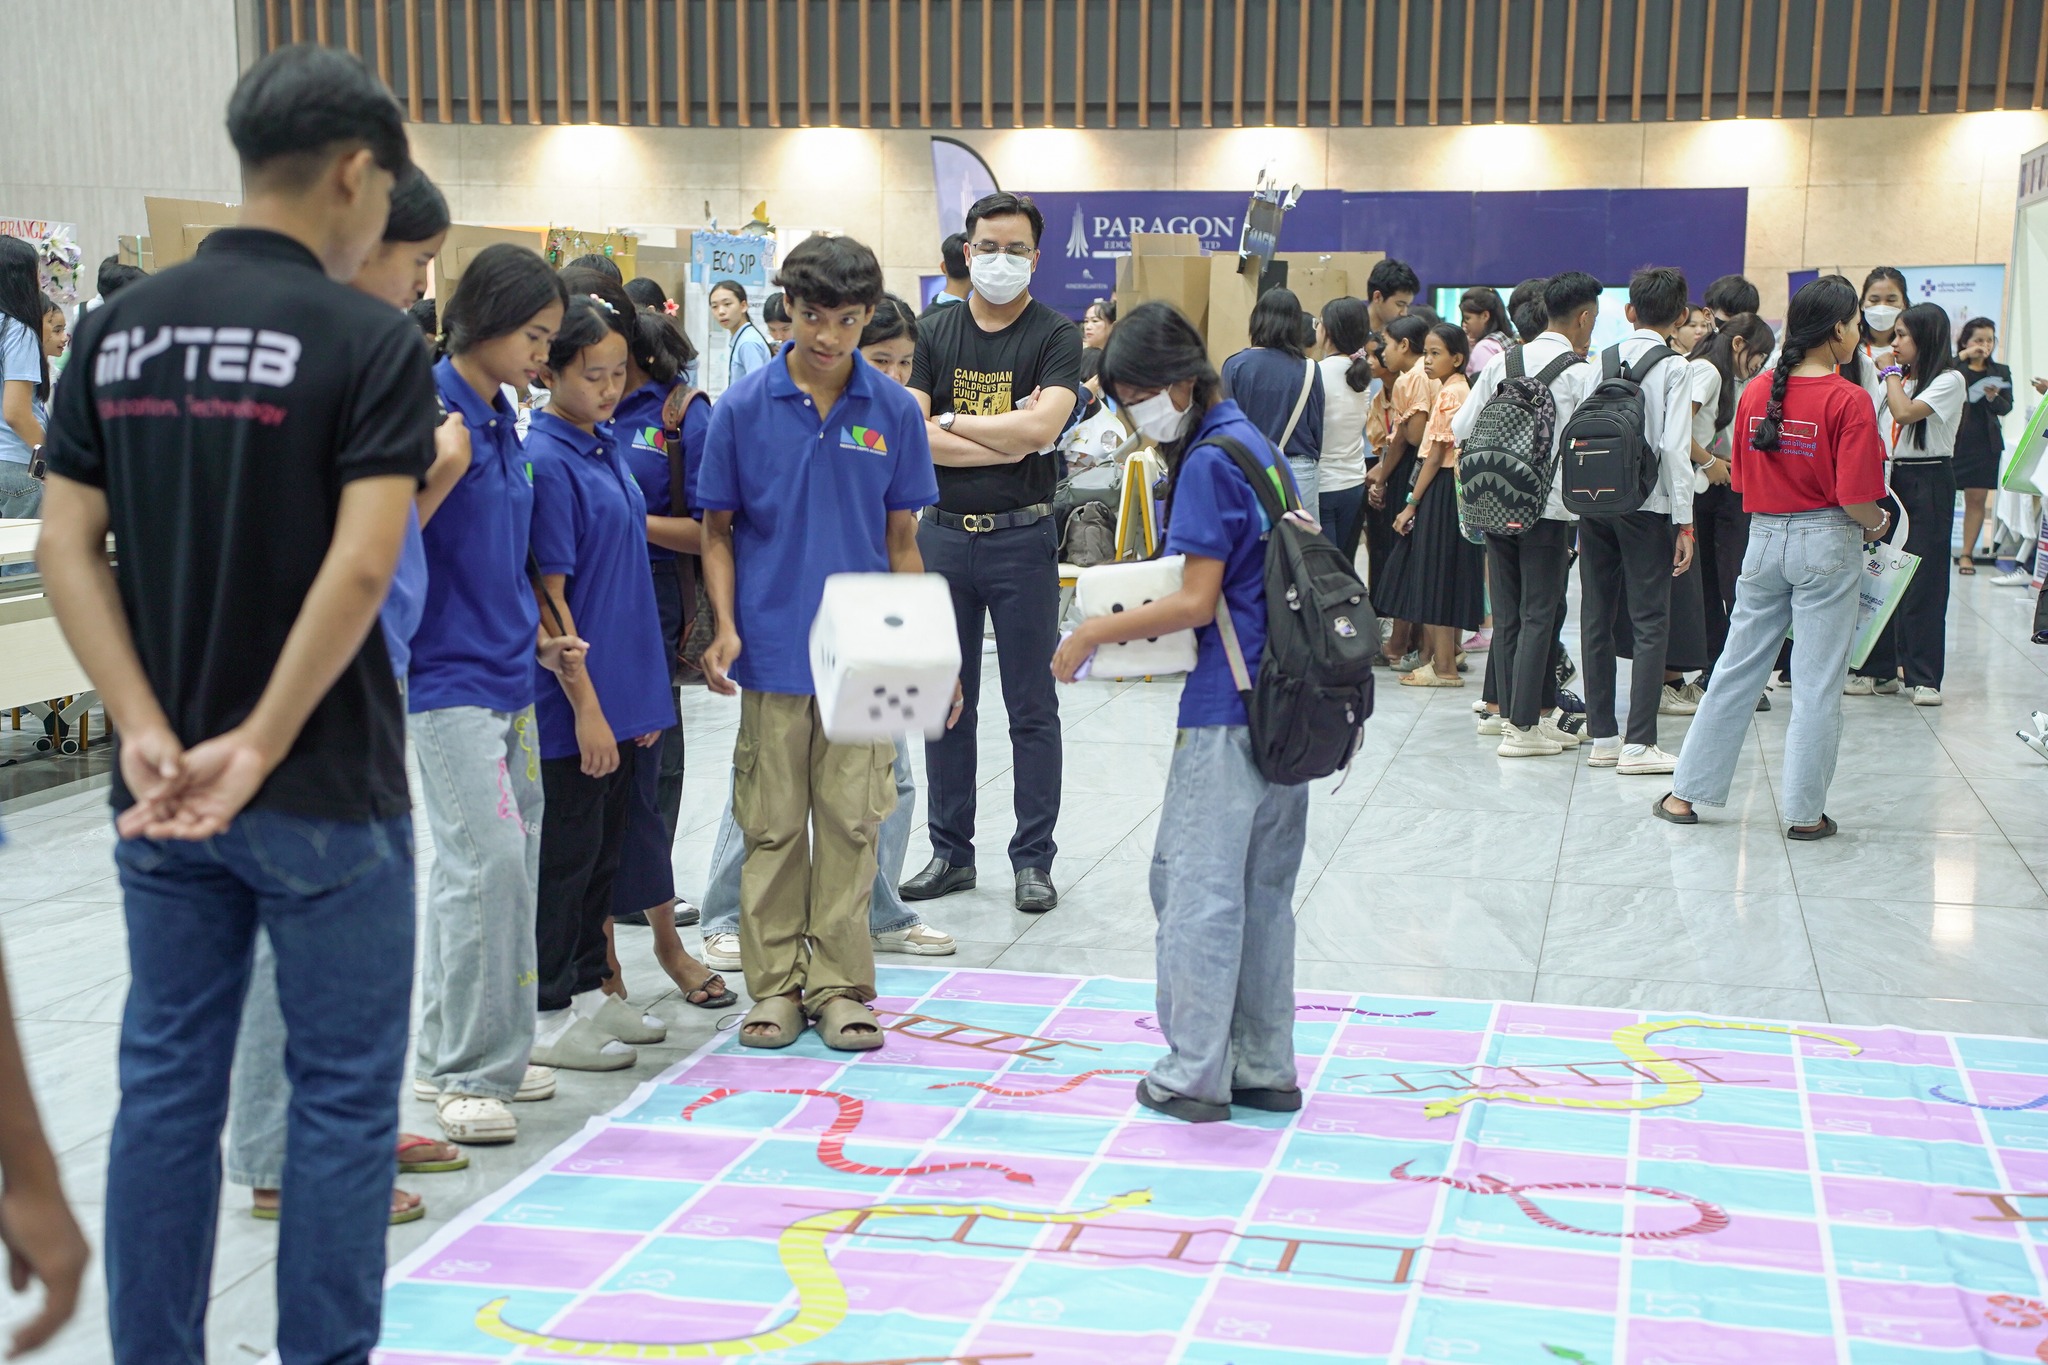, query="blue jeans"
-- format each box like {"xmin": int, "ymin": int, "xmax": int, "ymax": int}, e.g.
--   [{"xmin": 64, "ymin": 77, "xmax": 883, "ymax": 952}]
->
[
  {"xmin": 701, "ymin": 735, "xmax": 917, "ymax": 936},
  {"xmin": 1286, "ymin": 454, "xmax": 1321, "ymax": 525},
  {"xmin": 1148, "ymin": 727, "xmax": 1310, "ymax": 1106},
  {"xmin": 1673, "ymin": 509, "xmax": 1863, "ymax": 827},
  {"xmin": 107, "ymin": 810, "xmax": 415, "ymax": 1365}
]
